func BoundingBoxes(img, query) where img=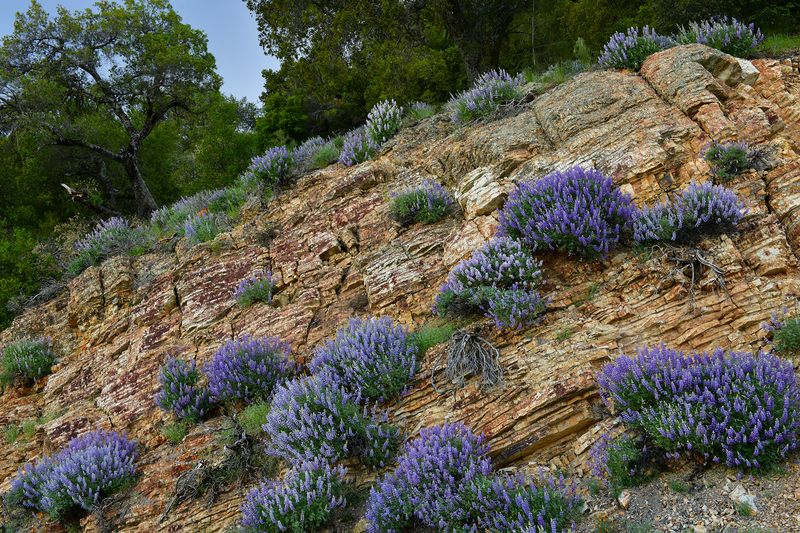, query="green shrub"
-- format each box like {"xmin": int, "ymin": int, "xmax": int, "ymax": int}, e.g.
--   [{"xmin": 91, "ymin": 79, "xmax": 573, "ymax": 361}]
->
[
  {"xmin": 311, "ymin": 141, "xmax": 341, "ymax": 169},
  {"xmin": 163, "ymin": 421, "xmax": 189, "ymax": 444},
  {"xmin": 4, "ymin": 425, "xmax": 20, "ymax": 444},
  {"xmin": 589, "ymin": 434, "xmax": 651, "ymax": 494},
  {"xmin": 389, "ymin": 180, "xmax": 455, "ymax": 227},
  {"xmin": 238, "ymin": 402, "xmax": 270, "ymax": 437},
  {"xmin": 703, "ymin": 141, "xmax": 752, "ymax": 181},
  {"xmin": 408, "ymin": 323, "xmax": 459, "ymax": 356},
  {"xmin": 773, "ymin": 317, "xmax": 800, "ymax": 354},
  {"xmin": 1, "ymin": 337, "xmax": 57, "ymax": 387},
  {"xmin": 758, "ymin": 34, "xmax": 800, "ymax": 56}
]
